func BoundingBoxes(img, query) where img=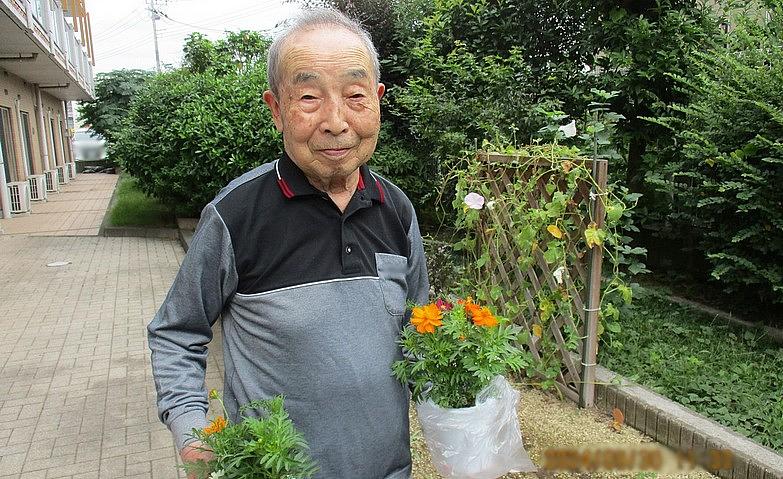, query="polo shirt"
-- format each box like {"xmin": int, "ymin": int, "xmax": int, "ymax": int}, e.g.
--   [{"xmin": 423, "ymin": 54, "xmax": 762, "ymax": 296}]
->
[{"xmin": 147, "ymin": 153, "xmax": 430, "ymax": 479}]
